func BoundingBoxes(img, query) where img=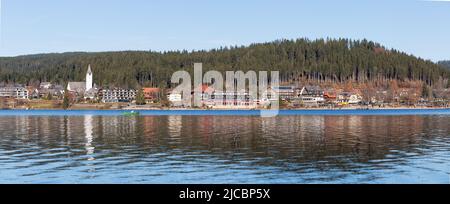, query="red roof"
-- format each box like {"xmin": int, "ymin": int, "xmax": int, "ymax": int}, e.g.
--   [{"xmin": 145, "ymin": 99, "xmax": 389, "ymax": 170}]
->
[
  {"xmin": 143, "ymin": 88, "xmax": 160, "ymax": 93},
  {"xmin": 195, "ymin": 84, "xmax": 214, "ymax": 93}
]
